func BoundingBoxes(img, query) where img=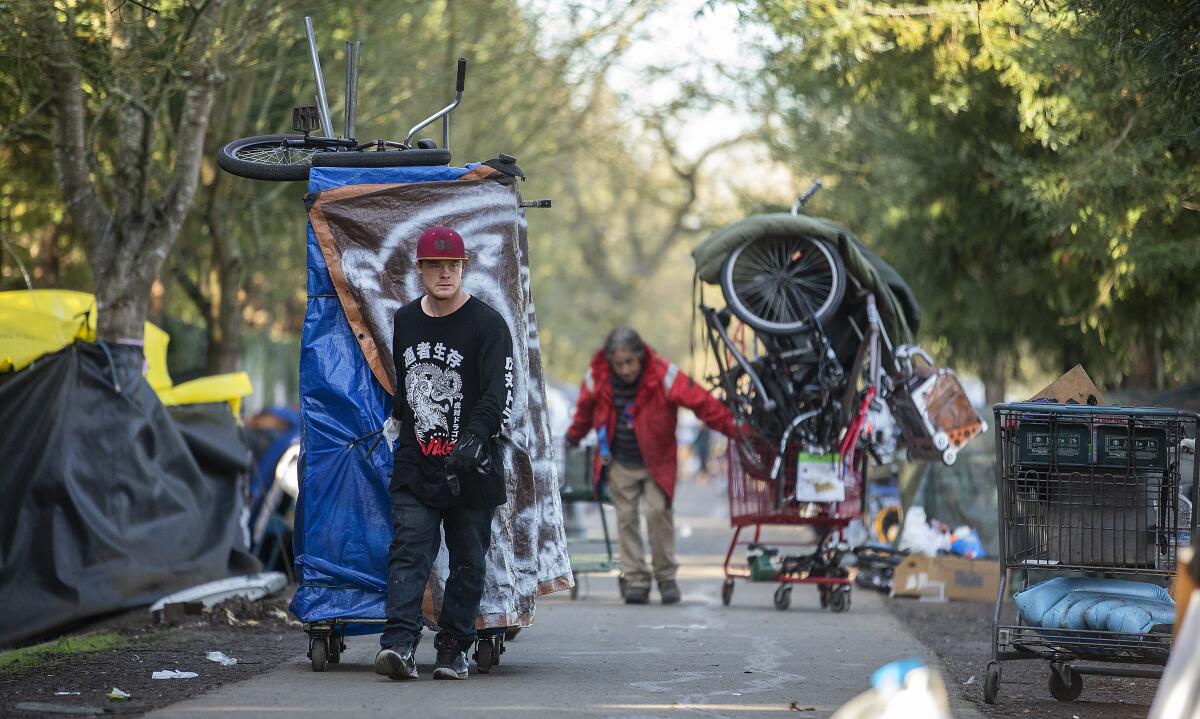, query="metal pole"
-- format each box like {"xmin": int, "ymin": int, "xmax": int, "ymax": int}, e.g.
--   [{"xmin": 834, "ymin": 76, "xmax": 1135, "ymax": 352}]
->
[
  {"xmin": 304, "ymin": 17, "xmax": 334, "ymax": 138},
  {"xmin": 344, "ymin": 41, "xmax": 360, "ymax": 140}
]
